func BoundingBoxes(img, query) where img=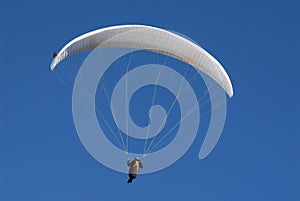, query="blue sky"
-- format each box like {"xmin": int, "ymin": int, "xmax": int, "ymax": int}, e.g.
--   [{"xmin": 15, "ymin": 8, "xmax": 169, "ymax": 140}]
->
[{"xmin": 1, "ymin": 0, "xmax": 300, "ymax": 200}]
